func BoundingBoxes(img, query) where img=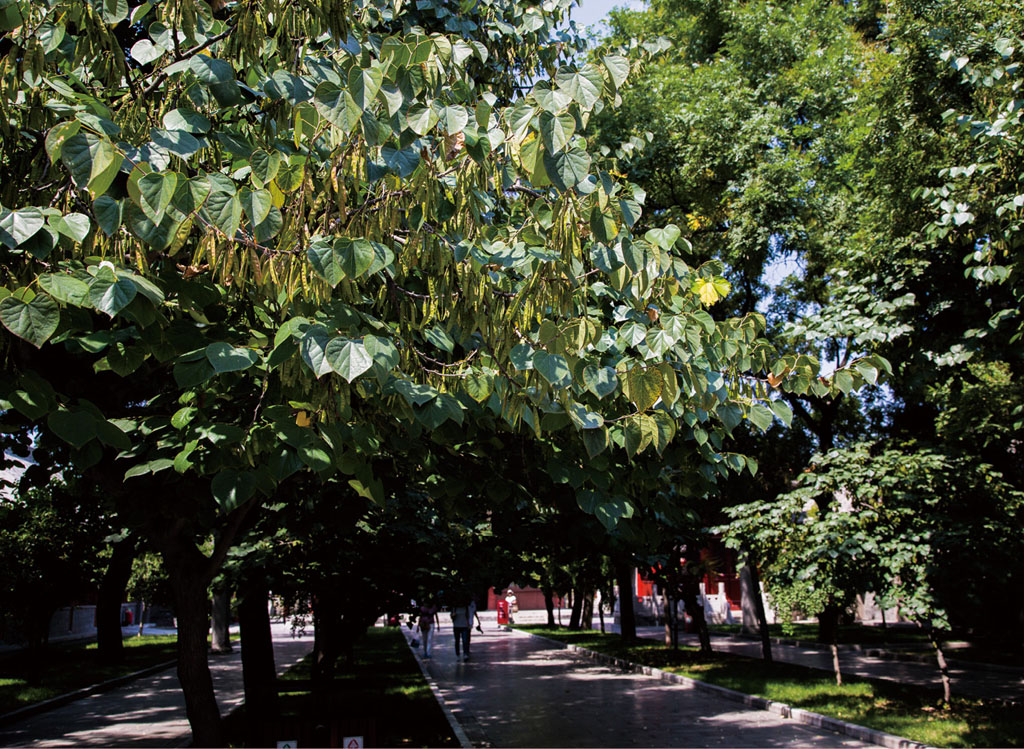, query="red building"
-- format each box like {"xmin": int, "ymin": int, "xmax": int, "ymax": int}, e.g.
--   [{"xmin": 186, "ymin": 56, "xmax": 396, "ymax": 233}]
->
[{"xmin": 485, "ymin": 585, "xmax": 562, "ymax": 610}]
